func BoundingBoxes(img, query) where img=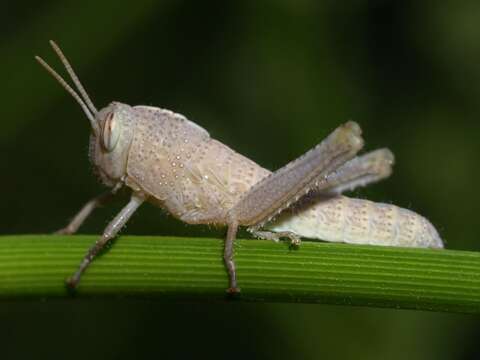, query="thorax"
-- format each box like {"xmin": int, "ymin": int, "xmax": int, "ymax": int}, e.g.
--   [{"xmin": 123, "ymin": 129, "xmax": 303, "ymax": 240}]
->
[{"xmin": 124, "ymin": 107, "xmax": 270, "ymax": 224}]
